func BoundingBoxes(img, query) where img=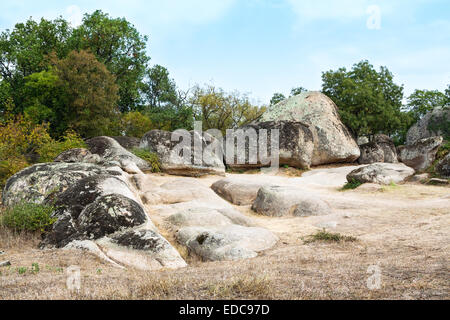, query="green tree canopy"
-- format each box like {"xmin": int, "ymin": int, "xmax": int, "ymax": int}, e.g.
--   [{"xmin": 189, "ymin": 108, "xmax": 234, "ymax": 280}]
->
[
  {"xmin": 322, "ymin": 60, "xmax": 405, "ymax": 139},
  {"xmin": 71, "ymin": 10, "xmax": 150, "ymax": 112},
  {"xmin": 270, "ymin": 93, "xmax": 286, "ymax": 106},
  {"xmin": 191, "ymin": 85, "xmax": 266, "ymax": 134},
  {"xmin": 406, "ymin": 89, "xmax": 447, "ymax": 121}
]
